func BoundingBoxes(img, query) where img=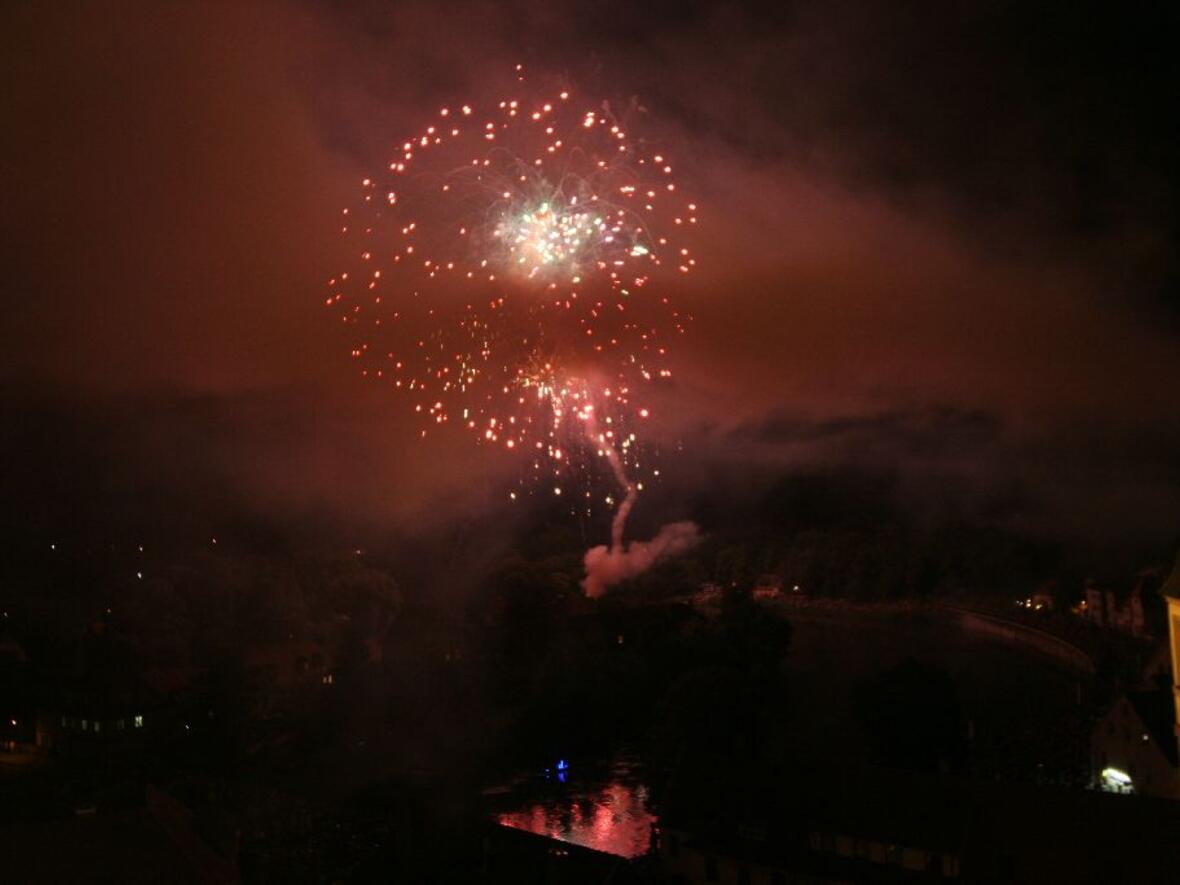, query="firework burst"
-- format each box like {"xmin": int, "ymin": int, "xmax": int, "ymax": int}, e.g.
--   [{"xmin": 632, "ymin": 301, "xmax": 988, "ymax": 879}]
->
[{"xmin": 329, "ymin": 68, "xmax": 697, "ymax": 531}]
